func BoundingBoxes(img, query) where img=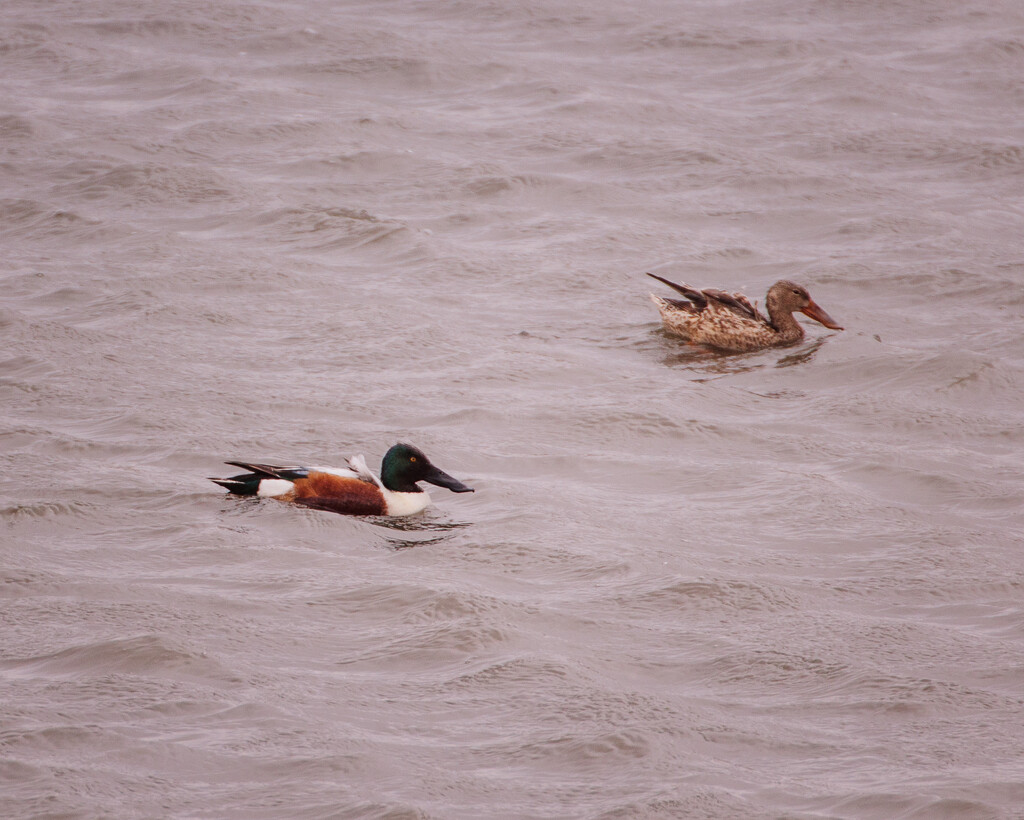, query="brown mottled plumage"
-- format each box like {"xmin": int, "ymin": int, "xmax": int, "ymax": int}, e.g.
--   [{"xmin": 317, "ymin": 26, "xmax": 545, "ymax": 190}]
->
[{"xmin": 647, "ymin": 274, "xmax": 843, "ymax": 353}]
